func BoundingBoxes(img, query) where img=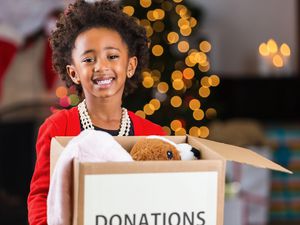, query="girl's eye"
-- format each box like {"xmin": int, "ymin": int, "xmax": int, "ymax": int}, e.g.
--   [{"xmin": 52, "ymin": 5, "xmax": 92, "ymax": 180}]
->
[
  {"xmin": 82, "ymin": 58, "xmax": 95, "ymax": 63},
  {"xmin": 108, "ymin": 55, "xmax": 119, "ymax": 60}
]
